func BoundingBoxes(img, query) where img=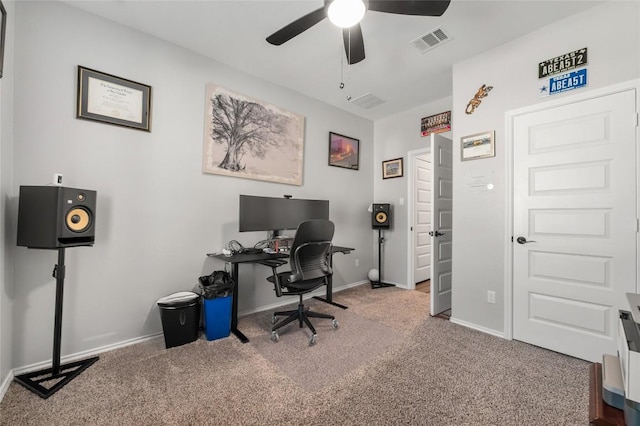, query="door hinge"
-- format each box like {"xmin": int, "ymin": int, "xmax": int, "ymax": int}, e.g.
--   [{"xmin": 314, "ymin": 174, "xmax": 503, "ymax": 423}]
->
[
  {"xmin": 637, "ymin": 218, "xmax": 639, "ymax": 232},
  {"xmin": 635, "ymin": 112, "xmax": 639, "ymax": 127}
]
